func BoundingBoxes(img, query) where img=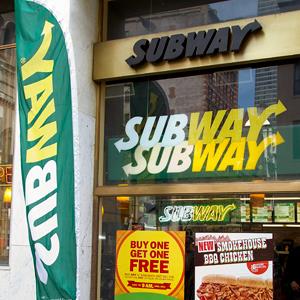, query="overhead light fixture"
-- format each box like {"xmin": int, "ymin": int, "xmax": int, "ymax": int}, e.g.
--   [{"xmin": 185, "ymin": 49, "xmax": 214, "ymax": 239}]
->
[
  {"xmin": 116, "ymin": 196, "xmax": 130, "ymax": 202},
  {"xmin": 241, "ymin": 197, "xmax": 300, "ymax": 201},
  {"xmin": 265, "ymin": 197, "xmax": 300, "ymax": 200},
  {"xmin": 250, "ymin": 193, "xmax": 265, "ymax": 207},
  {"xmin": 3, "ymin": 187, "xmax": 12, "ymax": 204}
]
